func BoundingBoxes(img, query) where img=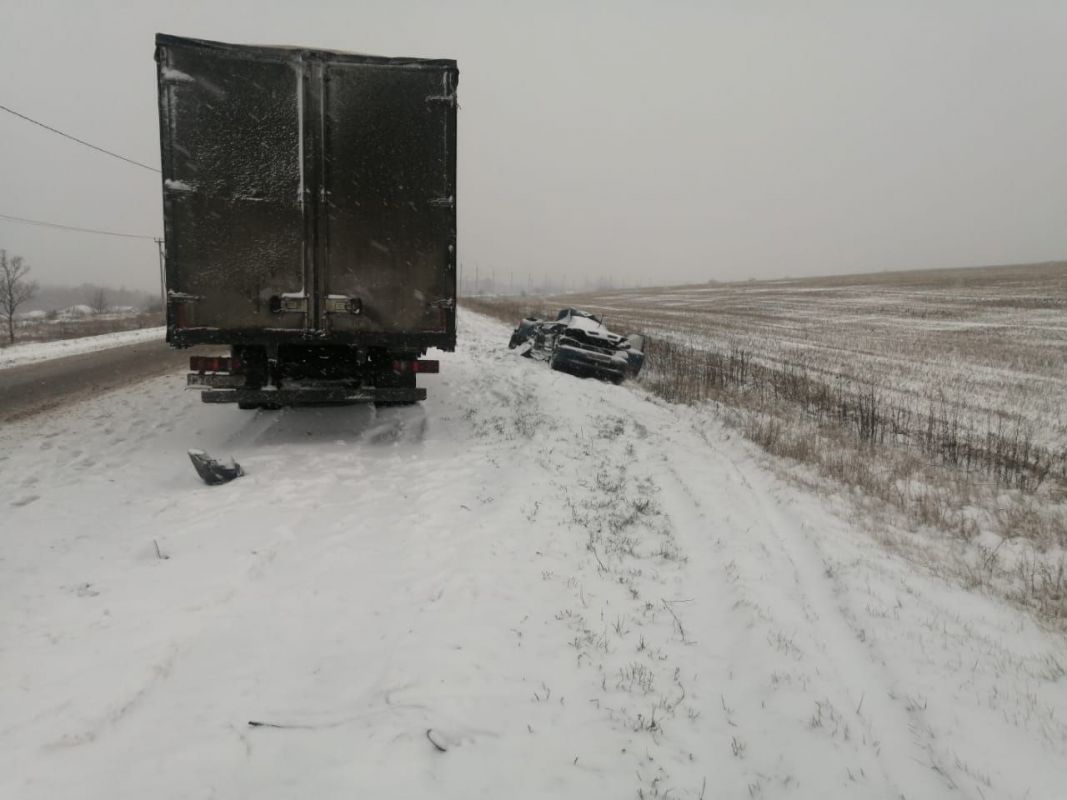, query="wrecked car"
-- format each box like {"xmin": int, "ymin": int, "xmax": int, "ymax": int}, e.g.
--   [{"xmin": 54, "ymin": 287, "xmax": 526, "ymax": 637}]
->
[{"xmin": 507, "ymin": 308, "xmax": 646, "ymax": 384}]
